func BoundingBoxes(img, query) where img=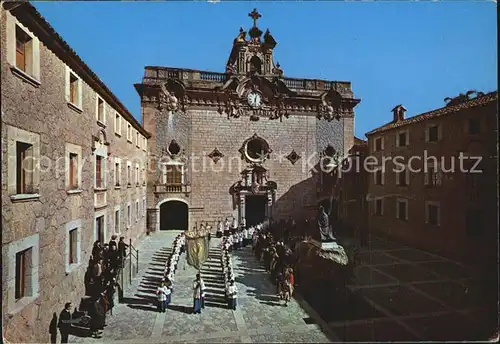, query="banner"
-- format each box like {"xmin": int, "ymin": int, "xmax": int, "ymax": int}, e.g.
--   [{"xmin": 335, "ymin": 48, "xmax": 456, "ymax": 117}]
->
[{"xmin": 185, "ymin": 234, "xmax": 209, "ymax": 270}]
